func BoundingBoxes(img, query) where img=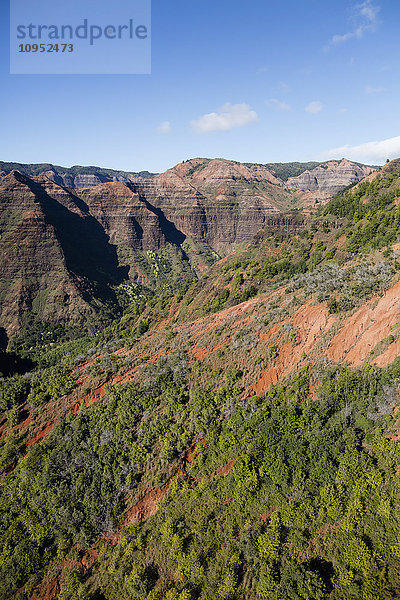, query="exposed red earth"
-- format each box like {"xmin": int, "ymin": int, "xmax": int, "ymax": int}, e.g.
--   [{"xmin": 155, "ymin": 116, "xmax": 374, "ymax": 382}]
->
[{"xmin": 7, "ymin": 271, "xmax": 400, "ymax": 455}]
